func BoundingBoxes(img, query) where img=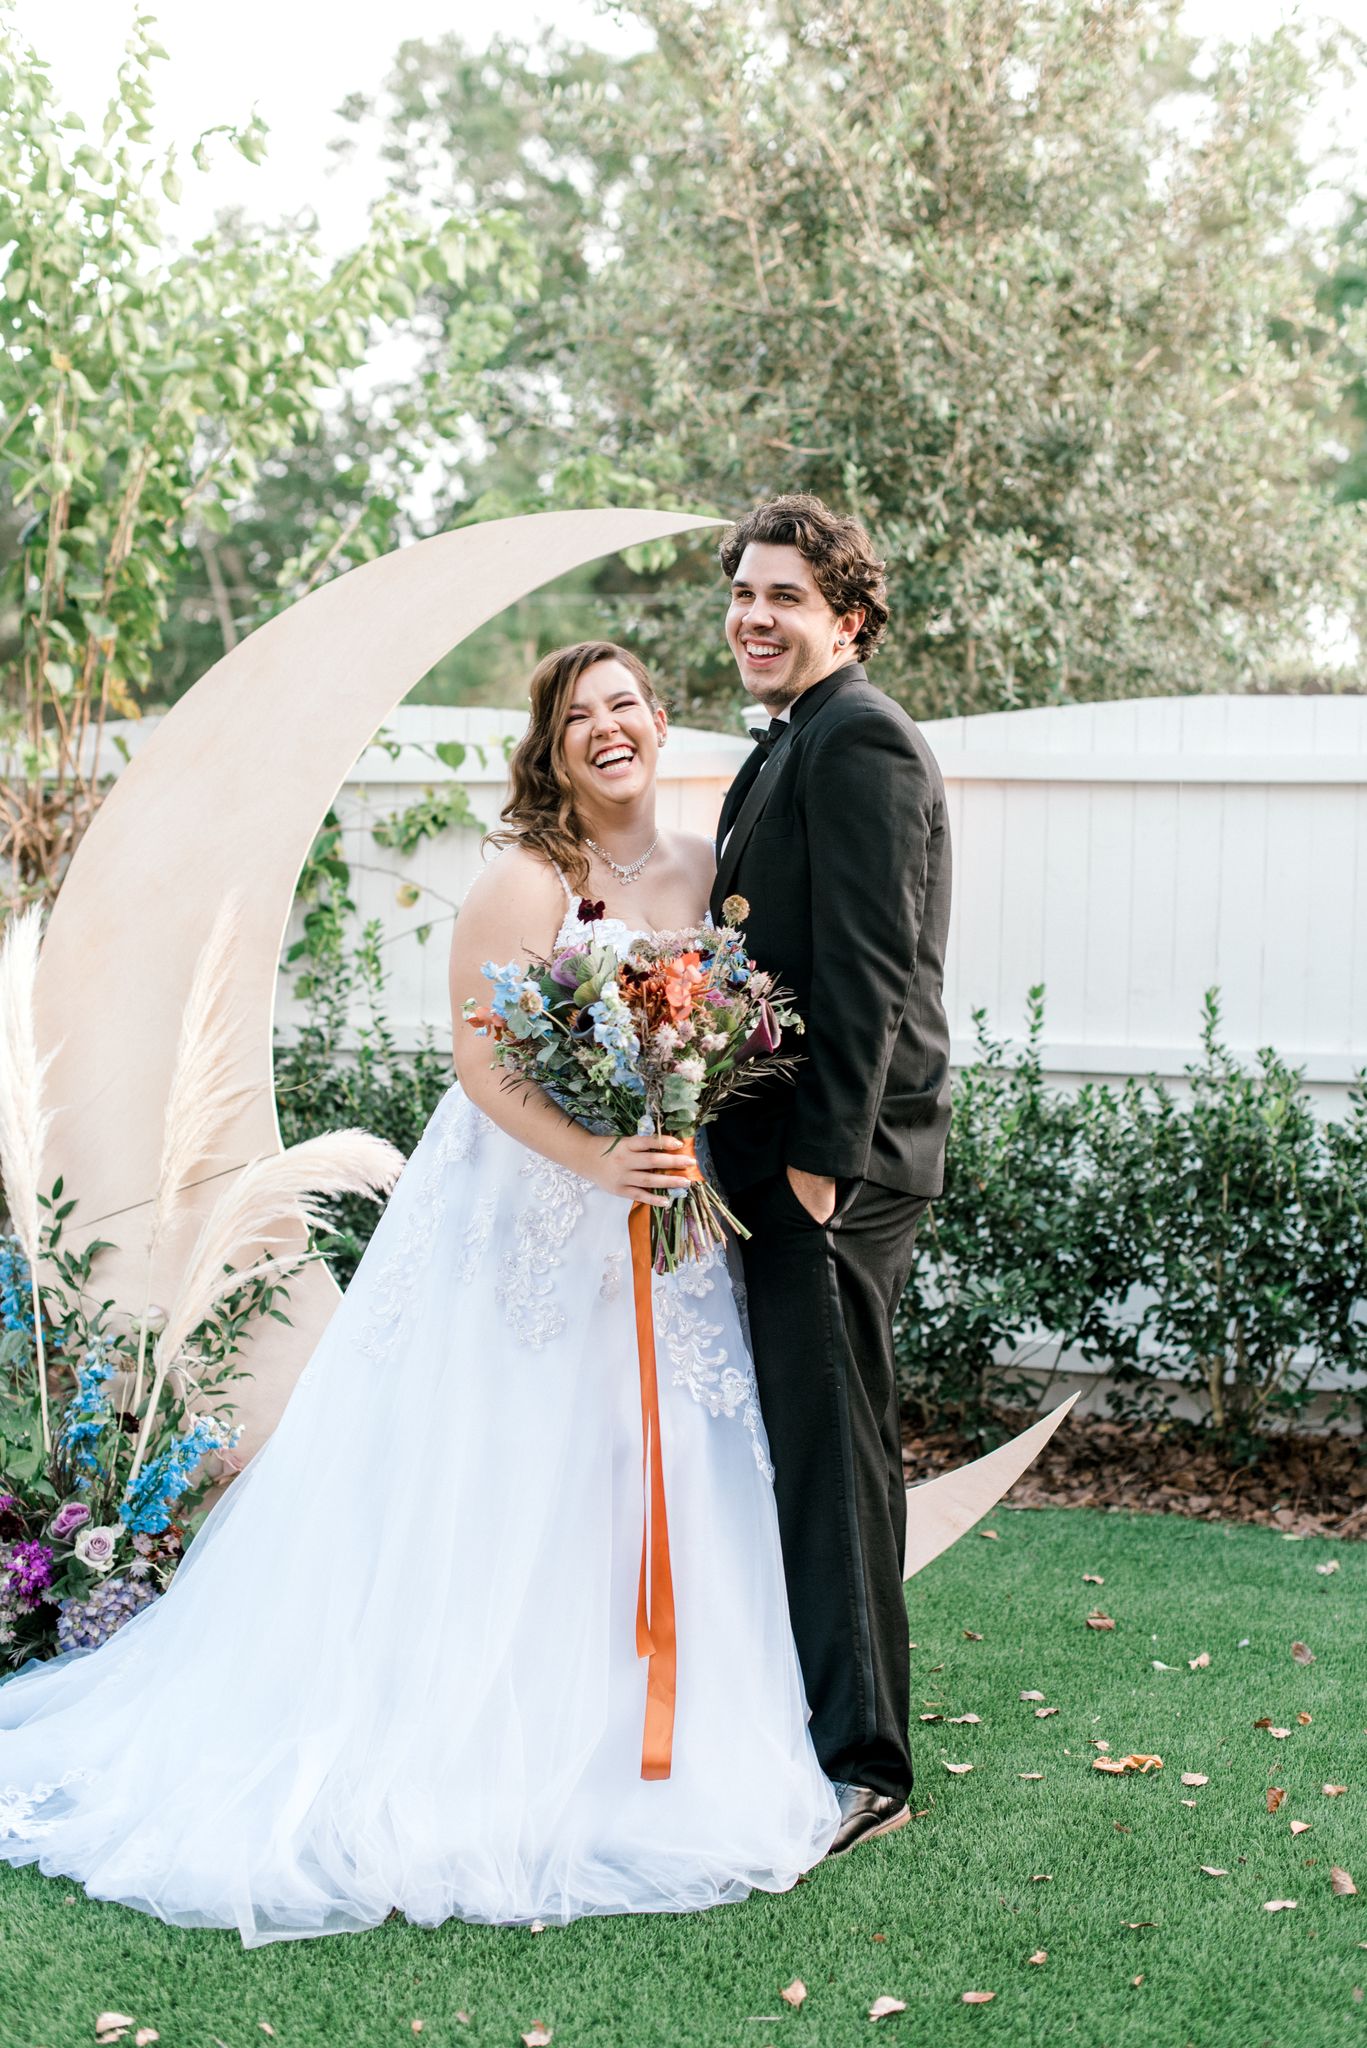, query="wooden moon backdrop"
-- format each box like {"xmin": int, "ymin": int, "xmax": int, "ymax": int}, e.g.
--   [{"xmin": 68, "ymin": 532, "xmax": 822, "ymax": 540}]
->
[{"xmin": 33, "ymin": 509, "xmax": 723, "ymax": 1457}]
